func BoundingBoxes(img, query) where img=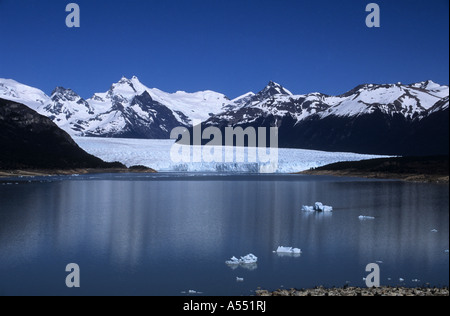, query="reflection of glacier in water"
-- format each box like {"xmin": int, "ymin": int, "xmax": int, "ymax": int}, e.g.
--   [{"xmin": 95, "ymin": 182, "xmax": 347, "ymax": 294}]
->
[{"xmin": 74, "ymin": 137, "xmax": 390, "ymax": 173}]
